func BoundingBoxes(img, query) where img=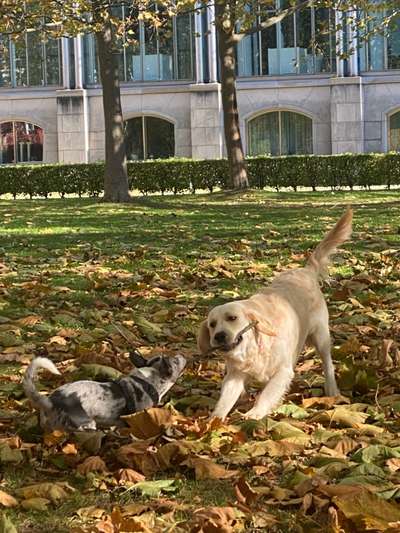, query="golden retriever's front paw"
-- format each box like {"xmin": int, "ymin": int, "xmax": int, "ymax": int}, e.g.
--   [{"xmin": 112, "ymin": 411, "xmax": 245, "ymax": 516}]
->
[{"xmin": 242, "ymin": 409, "xmax": 266, "ymax": 420}]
